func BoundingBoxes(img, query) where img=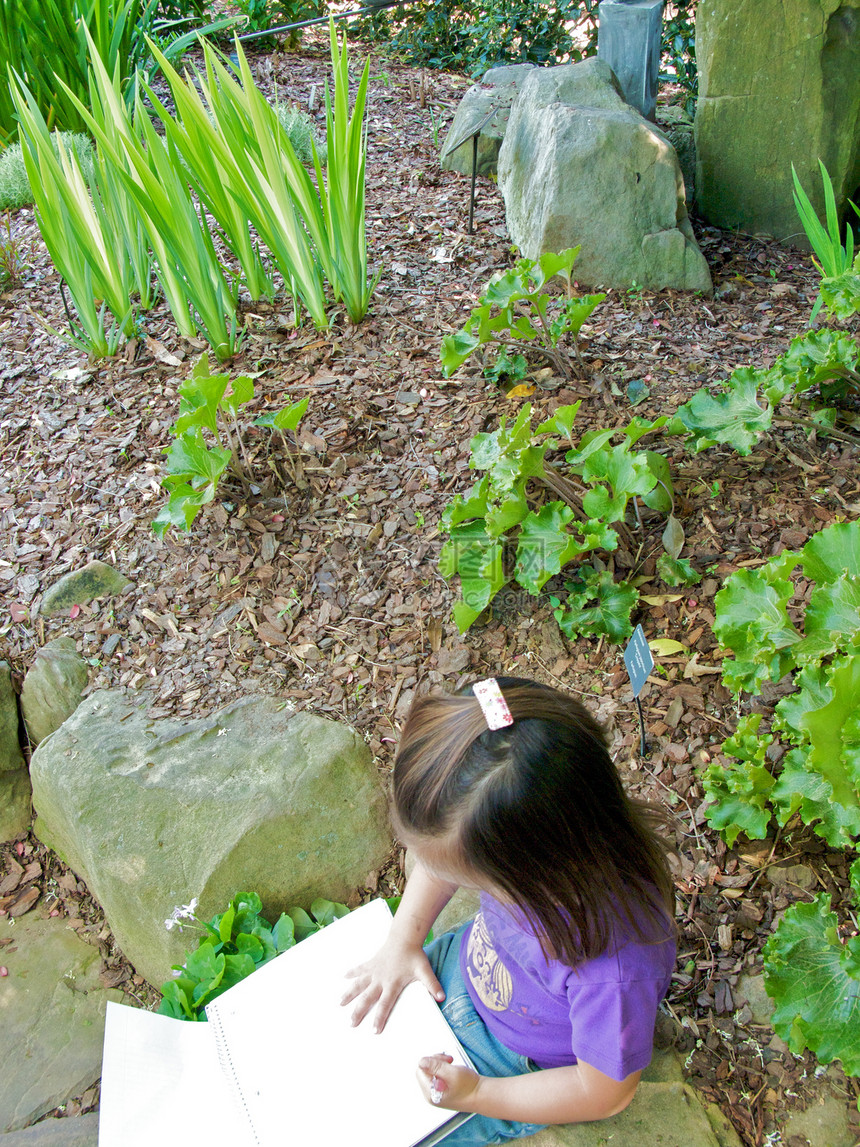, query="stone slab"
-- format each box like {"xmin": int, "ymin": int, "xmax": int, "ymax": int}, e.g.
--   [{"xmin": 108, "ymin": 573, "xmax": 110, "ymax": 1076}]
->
[
  {"xmin": 20, "ymin": 640, "xmax": 88, "ymax": 748},
  {"xmin": 440, "ymin": 64, "xmax": 535, "ymax": 177},
  {"xmin": 597, "ymin": 0, "xmax": 664, "ymax": 120},
  {"xmin": 40, "ymin": 561, "xmax": 133, "ymax": 619},
  {"xmin": 695, "ymin": 0, "xmax": 860, "ymax": 242},
  {"xmin": 0, "ymin": 913, "xmax": 122, "ymax": 1133},
  {"xmin": 0, "ymin": 1116, "xmax": 98, "ymax": 1147}
]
